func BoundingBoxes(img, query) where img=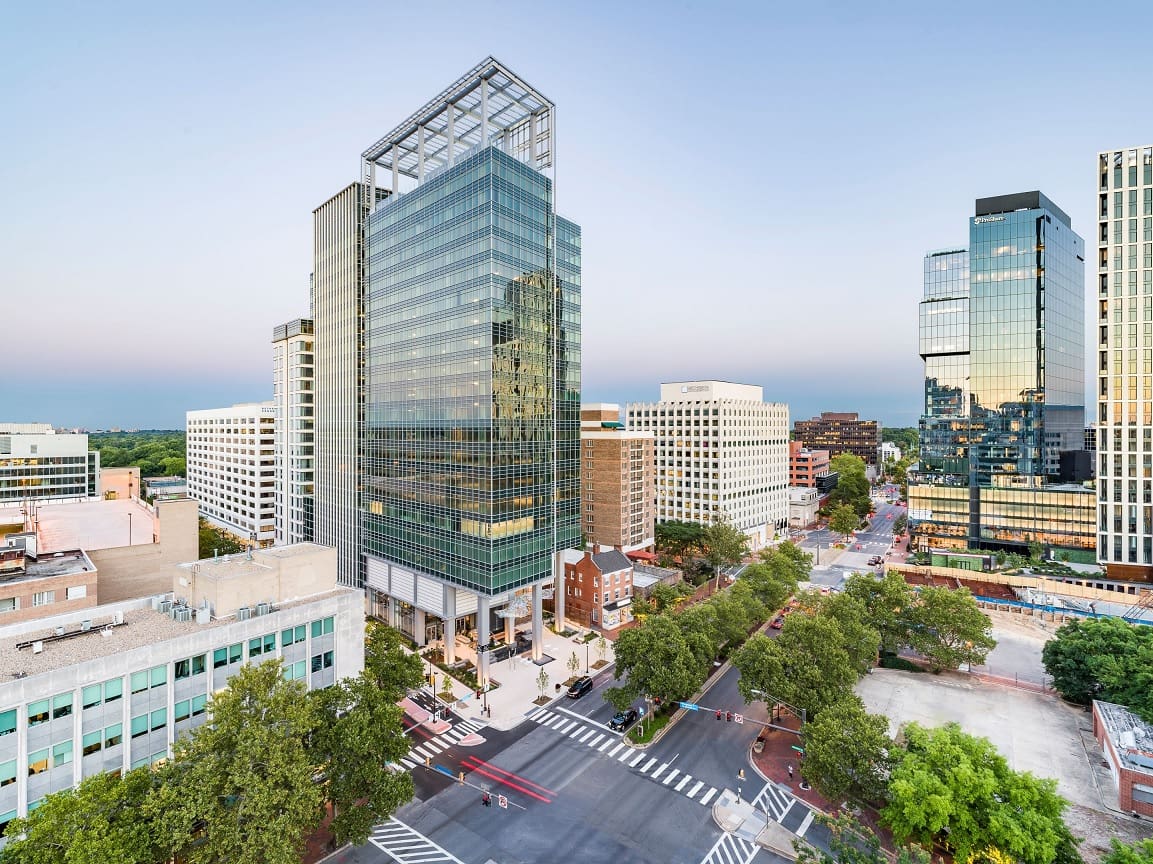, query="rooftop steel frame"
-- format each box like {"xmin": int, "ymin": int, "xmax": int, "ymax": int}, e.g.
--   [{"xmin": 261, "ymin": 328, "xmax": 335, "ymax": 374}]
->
[{"xmin": 361, "ymin": 56, "xmax": 554, "ymax": 209}]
